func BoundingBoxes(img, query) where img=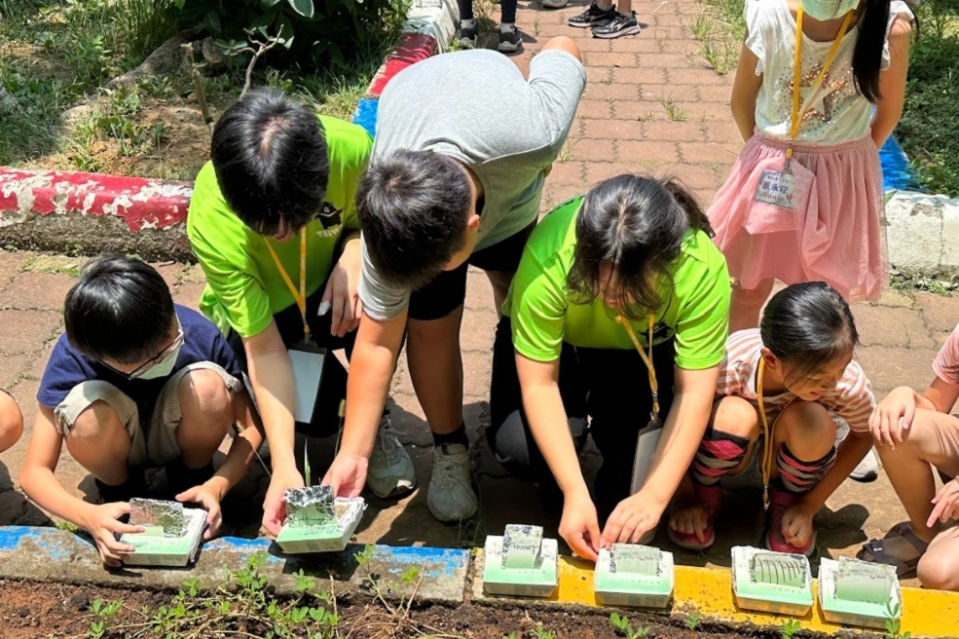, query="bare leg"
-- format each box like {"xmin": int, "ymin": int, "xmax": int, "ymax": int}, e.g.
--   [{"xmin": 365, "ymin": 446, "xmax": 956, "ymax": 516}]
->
[
  {"xmin": 65, "ymin": 401, "xmax": 132, "ymax": 486},
  {"xmin": 774, "ymin": 401, "xmax": 837, "ymax": 471},
  {"xmin": 175, "ymin": 369, "xmax": 234, "ymax": 469},
  {"xmin": 918, "ymin": 524, "xmax": 959, "ymax": 591},
  {"xmin": 0, "ymin": 391, "xmax": 23, "ymax": 454},
  {"xmin": 407, "ymin": 307, "xmax": 465, "ymax": 436},
  {"xmin": 729, "ymin": 279, "xmax": 775, "ymax": 333}
]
